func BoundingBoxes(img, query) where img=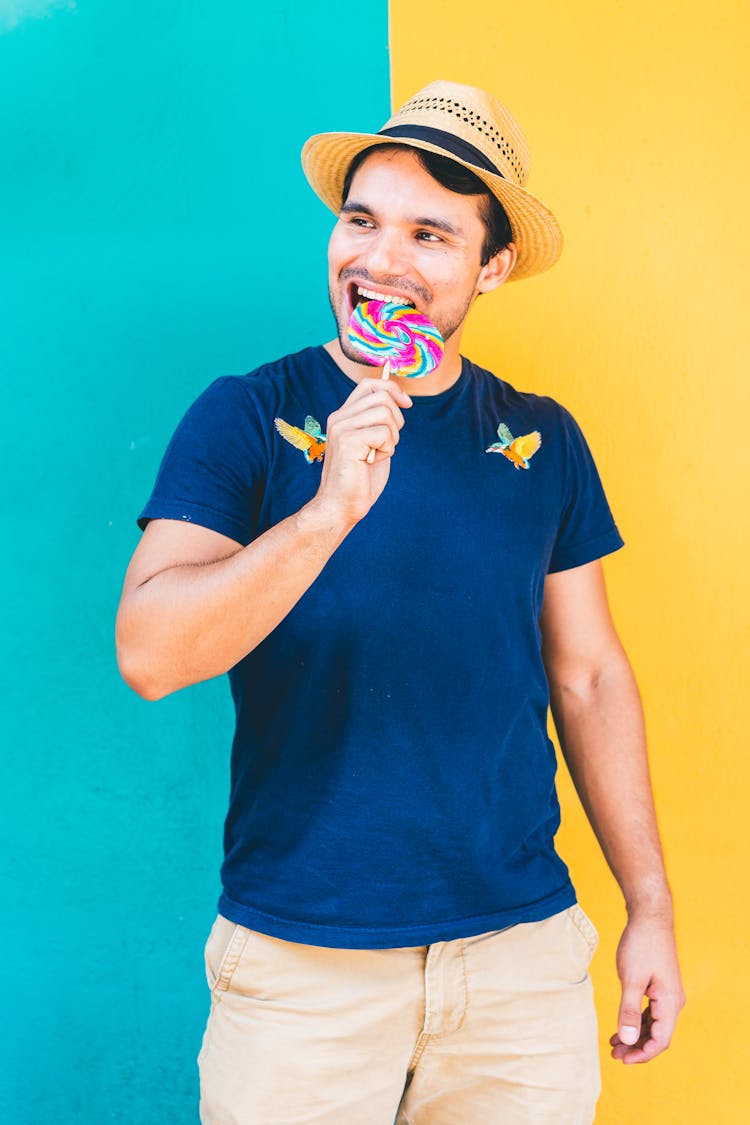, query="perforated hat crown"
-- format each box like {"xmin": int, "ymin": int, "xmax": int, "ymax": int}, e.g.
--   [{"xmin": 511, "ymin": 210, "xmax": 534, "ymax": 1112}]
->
[{"xmin": 302, "ymin": 79, "xmax": 563, "ymax": 281}]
